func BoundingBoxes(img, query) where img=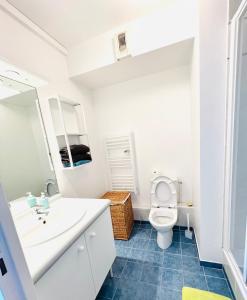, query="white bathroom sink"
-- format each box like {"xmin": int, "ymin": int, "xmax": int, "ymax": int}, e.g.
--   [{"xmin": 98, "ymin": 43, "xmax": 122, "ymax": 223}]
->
[{"xmin": 16, "ymin": 202, "xmax": 86, "ymax": 248}]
